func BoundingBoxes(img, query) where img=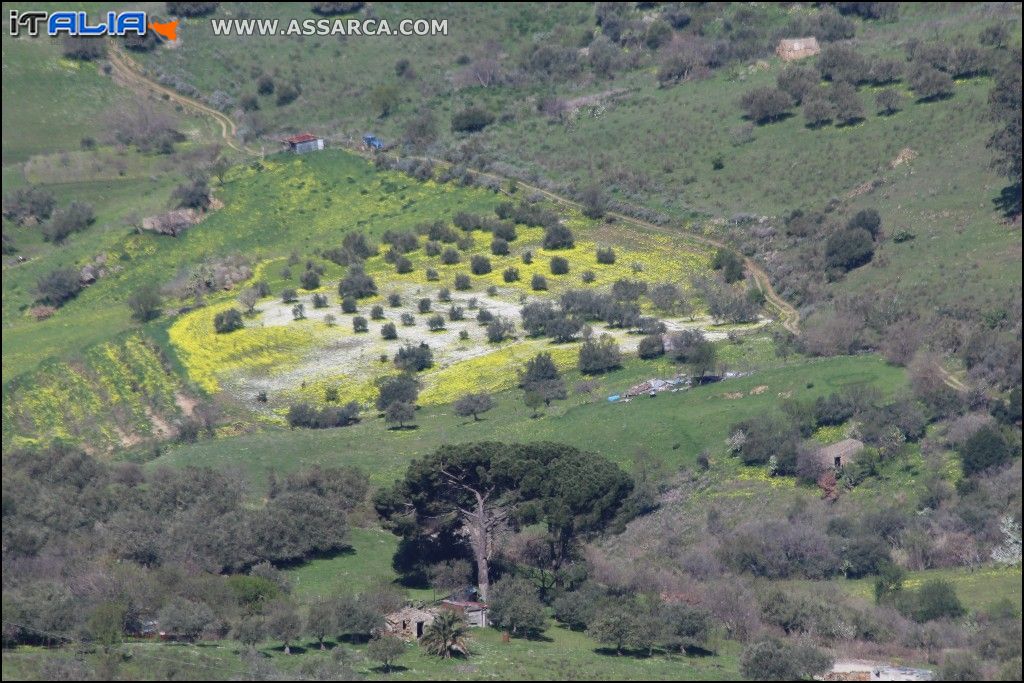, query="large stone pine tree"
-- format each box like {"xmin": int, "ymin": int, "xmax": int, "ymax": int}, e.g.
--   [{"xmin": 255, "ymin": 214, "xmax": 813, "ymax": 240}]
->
[{"xmin": 374, "ymin": 442, "xmax": 631, "ymax": 602}]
